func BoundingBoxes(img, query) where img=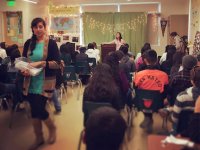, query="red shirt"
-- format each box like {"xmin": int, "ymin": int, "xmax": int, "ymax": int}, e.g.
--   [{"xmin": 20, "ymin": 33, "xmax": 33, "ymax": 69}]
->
[{"xmin": 134, "ymin": 69, "xmax": 169, "ymax": 93}]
